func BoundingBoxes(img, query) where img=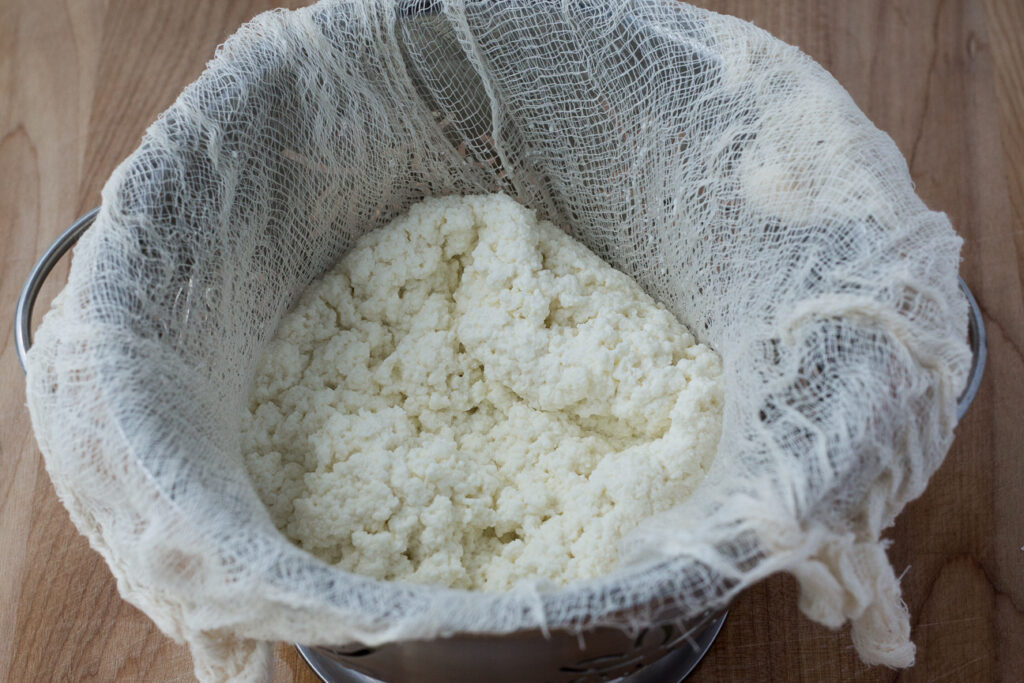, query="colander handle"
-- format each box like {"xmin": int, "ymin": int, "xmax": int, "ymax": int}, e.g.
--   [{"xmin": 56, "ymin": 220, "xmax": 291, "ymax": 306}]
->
[
  {"xmin": 14, "ymin": 207, "xmax": 99, "ymax": 374},
  {"xmin": 12, "ymin": 206, "xmax": 987, "ymax": 418},
  {"xmin": 957, "ymin": 276, "xmax": 987, "ymax": 420}
]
